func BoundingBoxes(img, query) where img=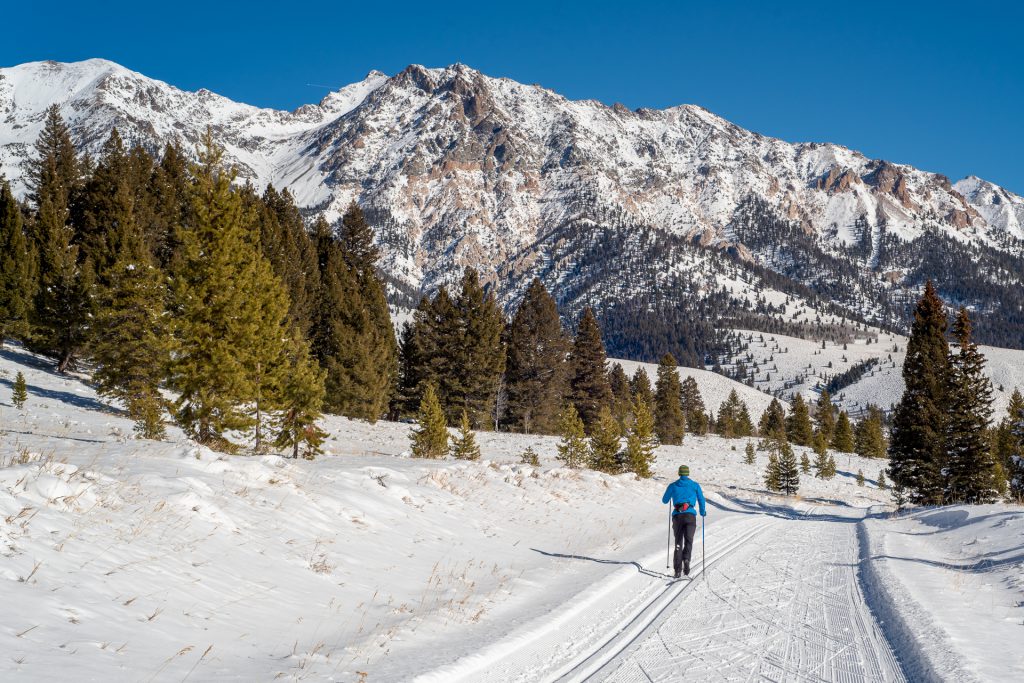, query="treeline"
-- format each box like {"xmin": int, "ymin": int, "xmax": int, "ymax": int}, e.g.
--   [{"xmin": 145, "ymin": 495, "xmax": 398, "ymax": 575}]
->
[
  {"xmin": 0, "ymin": 107, "xmax": 396, "ymax": 455},
  {"xmin": 888, "ymin": 281, "xmax": 1023, "ymax": 504}
]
